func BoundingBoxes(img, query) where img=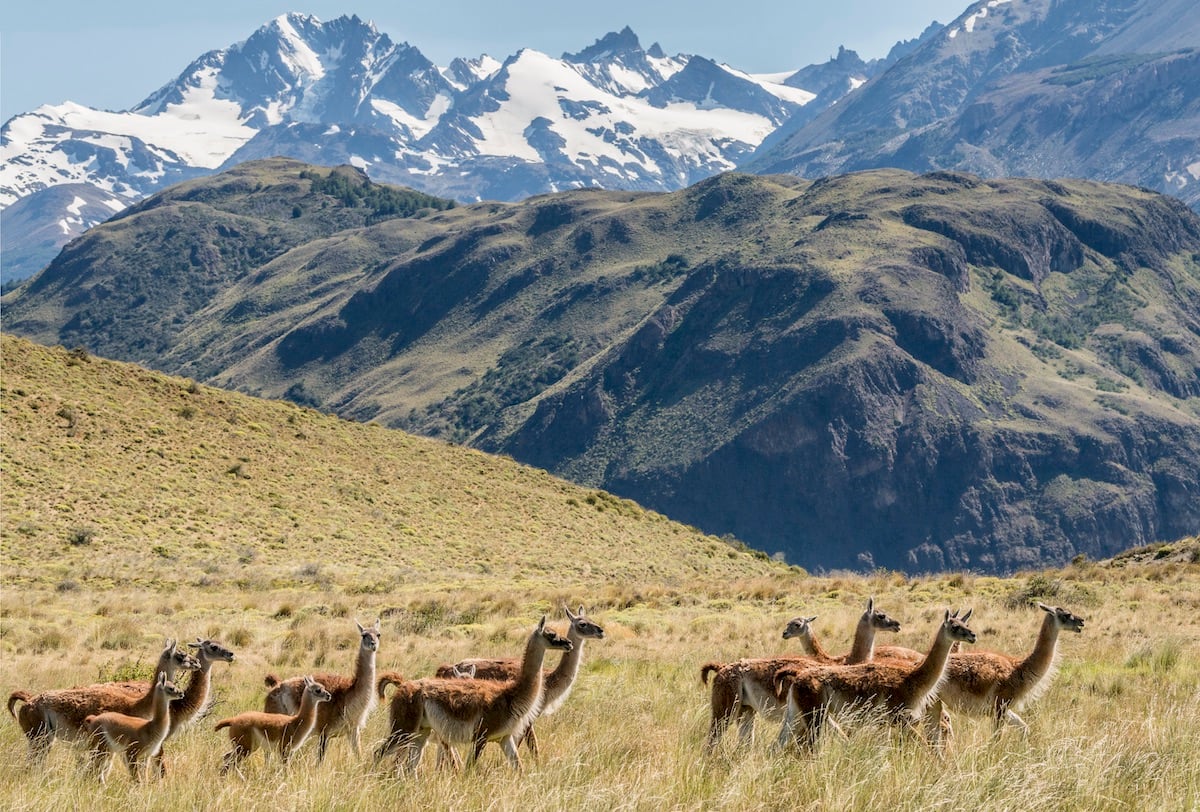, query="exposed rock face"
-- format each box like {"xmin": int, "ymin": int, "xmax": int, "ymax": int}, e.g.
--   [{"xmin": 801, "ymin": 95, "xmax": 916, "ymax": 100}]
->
[{"xmin": 4, "ymin": 163, "xmax": 1199, "ymax": 572}]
